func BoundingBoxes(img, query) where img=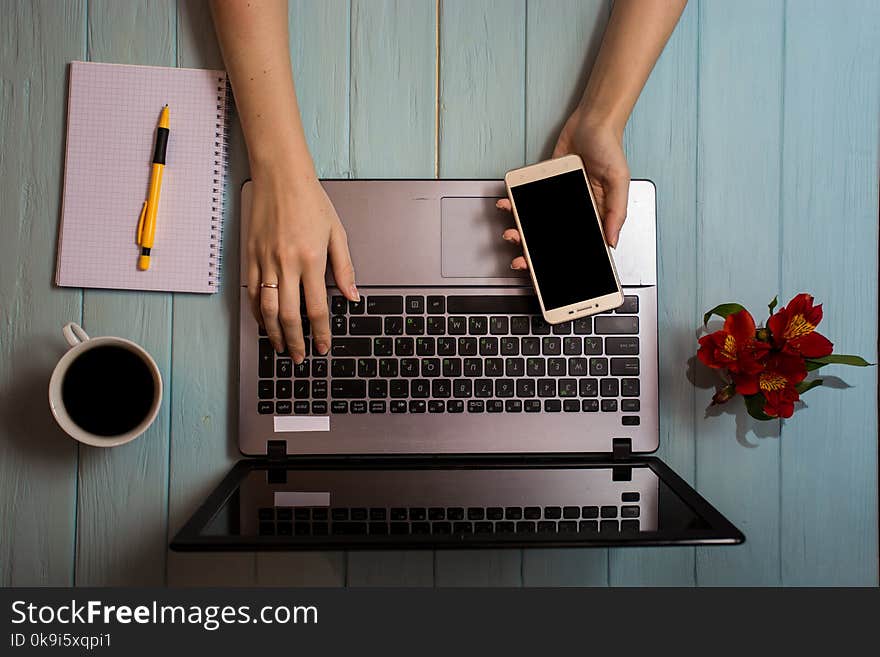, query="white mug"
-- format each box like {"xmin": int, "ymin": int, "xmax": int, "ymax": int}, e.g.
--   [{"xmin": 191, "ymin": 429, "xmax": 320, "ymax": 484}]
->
[{"xmin": 48, "ymin": 322, "xmax": 163, "ymax": 447}]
